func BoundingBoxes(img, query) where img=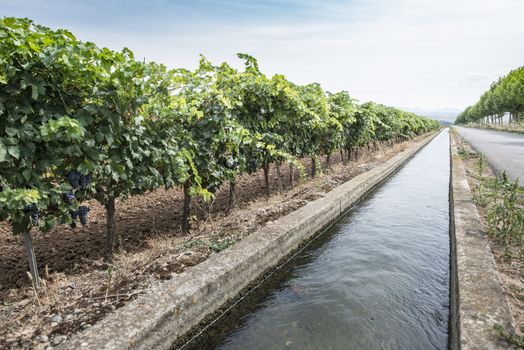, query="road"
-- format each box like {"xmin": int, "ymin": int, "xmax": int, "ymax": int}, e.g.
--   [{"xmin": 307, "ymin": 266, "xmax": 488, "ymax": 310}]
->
[{"xmin": 454, "ymin": 126, "xmax": 524, "ymax": 184}]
